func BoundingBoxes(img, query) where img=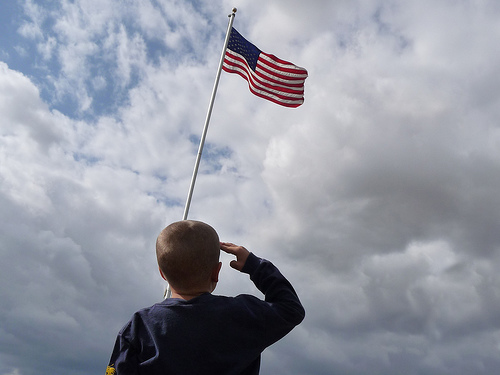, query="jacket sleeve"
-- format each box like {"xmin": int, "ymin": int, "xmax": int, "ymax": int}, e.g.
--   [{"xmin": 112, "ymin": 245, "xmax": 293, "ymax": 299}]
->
[
  {"xmin": 241, "ymin": 253, "xmax": 305, "ymax": 333},
  {"xmin": 106, "ymin": 319, "xmax": 140, "ymax": 375}
]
